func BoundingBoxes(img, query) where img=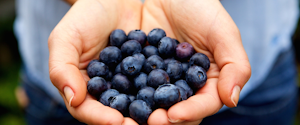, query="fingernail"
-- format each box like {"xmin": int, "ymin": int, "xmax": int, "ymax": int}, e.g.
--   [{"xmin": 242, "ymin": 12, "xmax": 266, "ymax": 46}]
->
[
  {"xmin": 168, "ymin": 118, "xmax": 184, "ymax": 123},
  {"xmin": 64, "ymin": 86, "xmax": 74, "ymax": 107},
  {"xmin": 231, "ymin": 85, "xmax": 241, "ymax": 107}
]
